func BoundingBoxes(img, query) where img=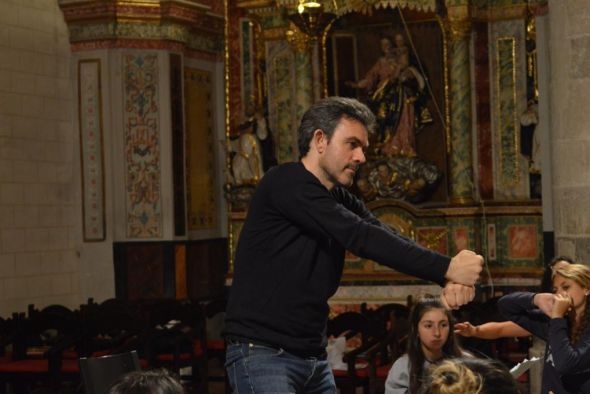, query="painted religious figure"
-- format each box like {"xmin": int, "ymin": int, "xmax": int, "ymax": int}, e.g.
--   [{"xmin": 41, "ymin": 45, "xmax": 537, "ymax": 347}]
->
[{"xmin": 347, "ymin": 33, "xmax": 432, "ymax": 157}]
